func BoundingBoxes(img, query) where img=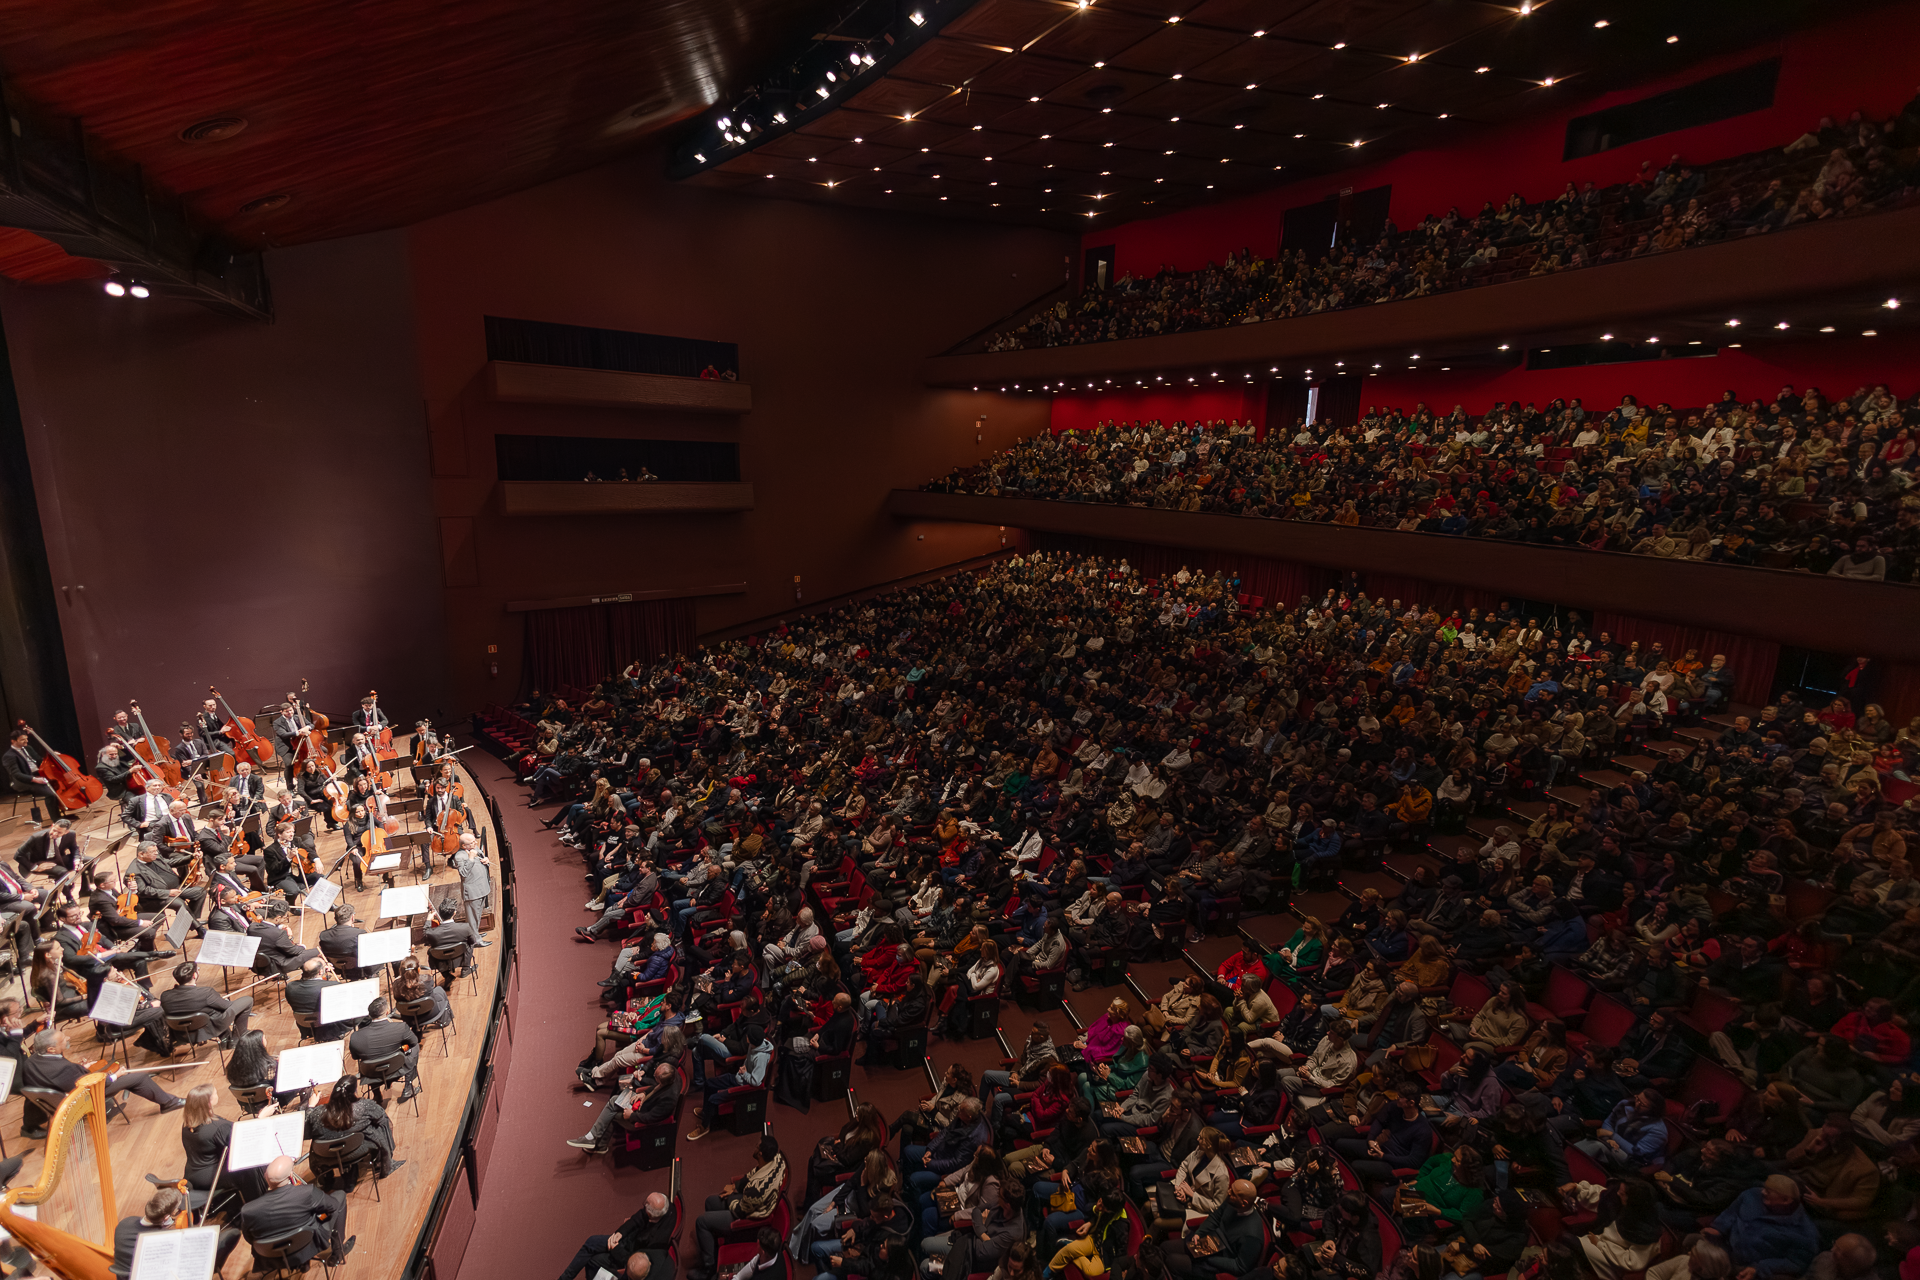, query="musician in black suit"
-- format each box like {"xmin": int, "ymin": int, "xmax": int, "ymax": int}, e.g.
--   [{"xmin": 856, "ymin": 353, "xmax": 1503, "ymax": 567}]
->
[
  {"xmin": 343, "ymin": 733, "xmax": 382, "ymax": 783},
  {"xmin": 22, "ymin": 1028, "xmax": 183, "ymax": 1133},
  {"xmin": 14, "ymin": 817, "xmax": 77, "ymax": 880},
  {"xmin": 195, "ymin": 700, "xmax": 233, "ymax": 752},
  {"xmin": 255, "ymin": 823, "xmax": 314, "ymax": 898},
  {"xmin": 422, "ymin": 909, "xmax": 480, "ymax": 985},
  {"xmin": 238, "ymin": 1155, "xmax": 353, "ymax": 1267},
  {"xmin": 87, "ymin": 871, "xmax": 154, "ymax": 943},
  {"xmin": 53, "ymin": 903, "xmax": 145, "ymax": 1006},
  {"xmin": 3, "ymin": 728, "xmax": 59, "ymax": 821},
  {"xmin": 170, "ymin": 722, "xmax": 218, "ymax": 767},
  {"xmin": 225, "ymin": 762, "xmax": 267, "ymax": 808},
  {"xmin": 317, "ymin": 905, "xmax": 366, "ymax": 980},
  {"xmin": 351, "ymin": 697, "xmax": 389, "ymax": 734},
  {"xmin": 286, "ymin": 957, "xmax": 349, "ymax": 1041},
  {"xmin": 121, "ymin": 780, "xmax": 173, "ymax": 839},
  {"xmin": 347, "ymin": 999, "xmax": 420, "ymax": 1102},
  {"xmin": 114, "ymin": 1184, "xmax": 243, "ymax": 1277},
  {"xmin": 159, "ymin": 961, "xmax": 252, "ymax": 1045},
  {"xmin": 92, "ymin": 742, "xmax": 136, "ymax": 801},
  {"xmin": 206, "ymin": 887, "xmax": 319, "ymax": 975},
  {"xmin": 131, "ymin": 843, "xmax": 206, "ymax": 922}
]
